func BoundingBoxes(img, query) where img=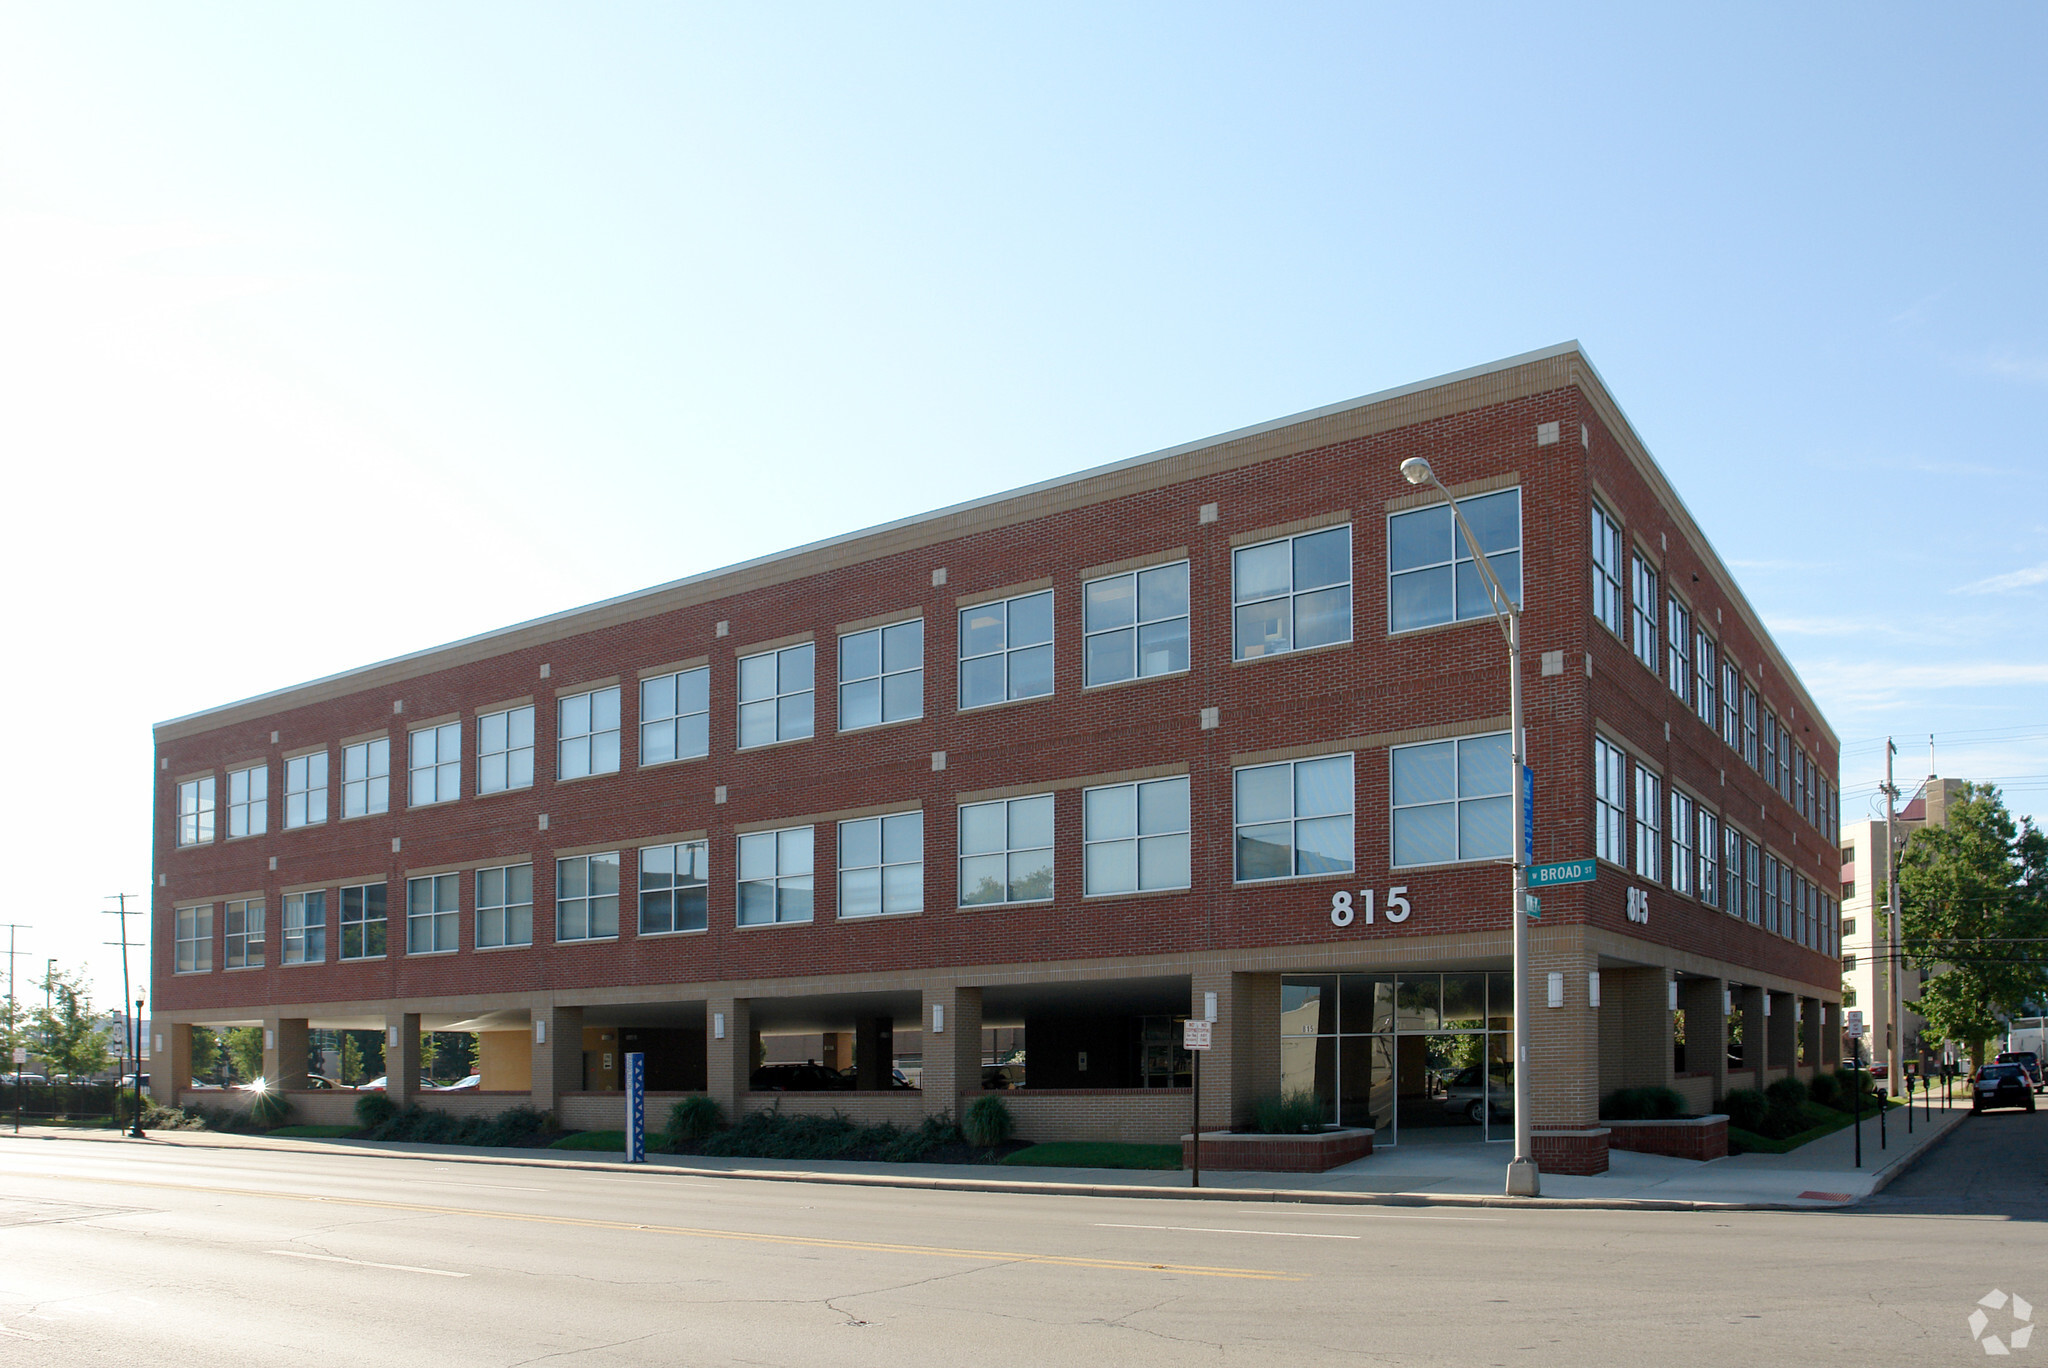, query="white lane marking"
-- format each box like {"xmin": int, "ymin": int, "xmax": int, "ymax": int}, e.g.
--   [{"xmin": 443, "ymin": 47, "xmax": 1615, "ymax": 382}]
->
[
  {"xmin": 0, "ymin": 1323, "xmax": 49, "ymax": 1341},
  {"xmin": 267, "ymin": 1250, "xmax": 468, "ymax": 1278}
]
